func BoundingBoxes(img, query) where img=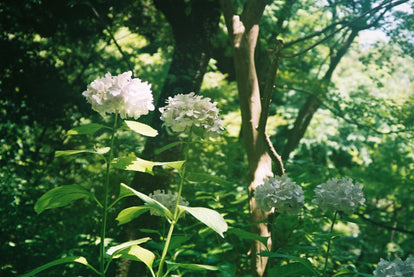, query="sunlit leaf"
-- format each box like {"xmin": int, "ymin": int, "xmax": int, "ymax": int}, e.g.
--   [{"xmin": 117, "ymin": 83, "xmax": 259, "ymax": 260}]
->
[
  {"xmin": 21, "ymin": 256, "xmax": 99, "ymax": 277},
  {"xmin": 112, "ymin": 157, "xmax": 185, "ymax": 174},
  {"xmin": 106, "ymin": 238, "xmax": 151, "ymax": 256},
  {"xmin": 112, "ymin": 157, "xmax": 155, "ymax": 174},
  {"xmin": 124, "ymin": 120, "xmax": 158, "ymax": 137},
  {"xmin": 34, "ymin": 185, "xmax": 91, "ymax": 214},
  {"xmin": 66, "ymin": 123, "xmax": 108, "ymax": 135},
  {"xmin": 154, "ymin": 160, "xmax": 185, "ymax": 171},
  {"xmin": 180, "ymin": 206, "xmax": 227, "ymax": 238},
  {"xmin": 112, "ymin": 245, "xmax": 155, "ymax": 270},
  {"xmin": 120, "ymin": 183, "xmax": 173, "ymax": 220},
  {"xmin": 55, "ymin": 148, "xmax": 109, "ymax": 157},
  {"xmin": 116, "ymin": 206, "xmax": 152, "ymax": 225}
]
